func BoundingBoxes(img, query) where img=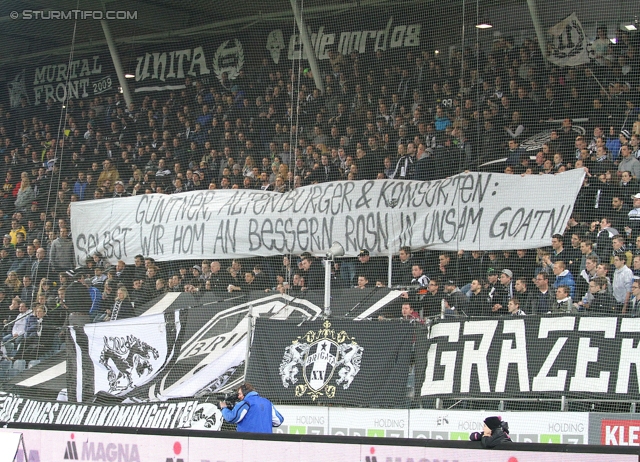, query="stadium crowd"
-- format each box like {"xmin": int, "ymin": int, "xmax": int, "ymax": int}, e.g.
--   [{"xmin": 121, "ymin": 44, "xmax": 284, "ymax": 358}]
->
[{"xmin": 0, "ymin": 28, "xmax": 639, "ymax": 363}]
